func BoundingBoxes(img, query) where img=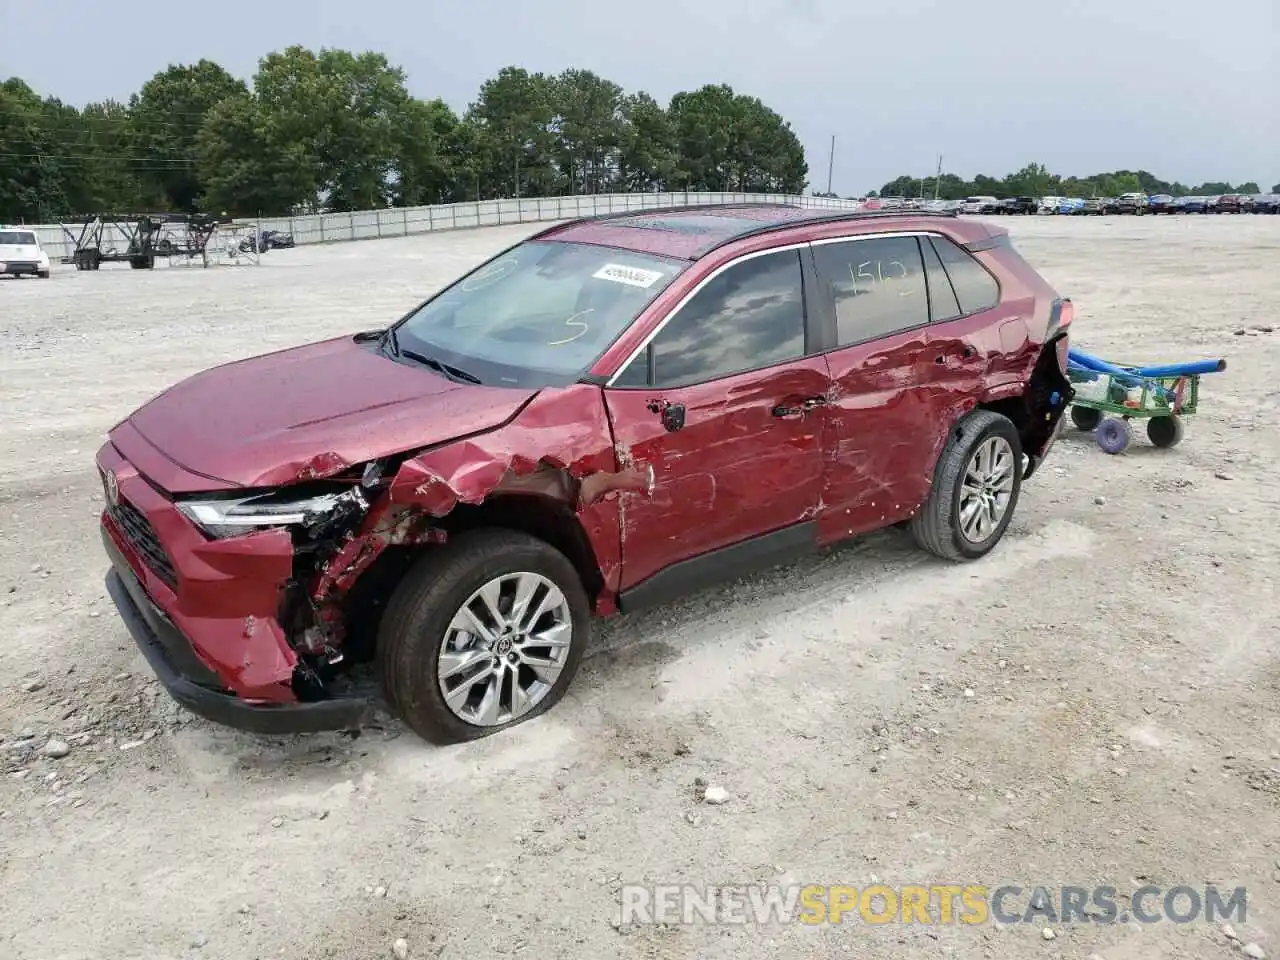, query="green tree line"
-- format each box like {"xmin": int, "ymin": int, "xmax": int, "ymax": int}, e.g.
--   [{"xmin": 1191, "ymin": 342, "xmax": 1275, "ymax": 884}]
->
[
  {"xmin": 874, "ymin": 163, "xmax": 1272, "ymax": 200},
  {"xmin": 0, "ymin": 49, "xmax": 809, "ymax": 222}
]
